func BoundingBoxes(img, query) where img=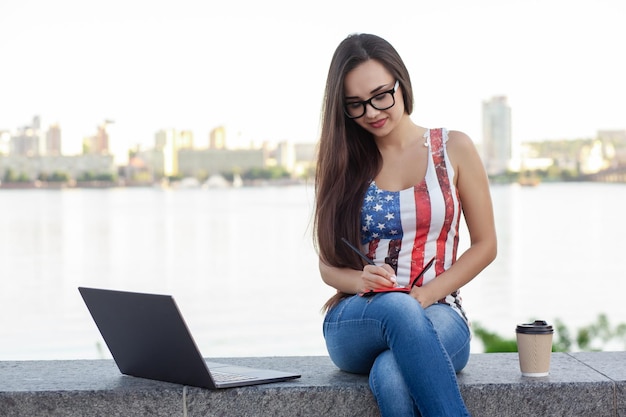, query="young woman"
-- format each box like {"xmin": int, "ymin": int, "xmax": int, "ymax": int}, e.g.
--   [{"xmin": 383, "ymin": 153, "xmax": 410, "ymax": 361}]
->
[{"xmin": 313, "ymin": 33, "xmax": 497, "ymax": 416}]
